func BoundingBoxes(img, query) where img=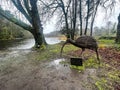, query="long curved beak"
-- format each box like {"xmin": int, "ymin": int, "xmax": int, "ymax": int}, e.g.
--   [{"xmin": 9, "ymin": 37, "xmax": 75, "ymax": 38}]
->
[{"xmin": 60, "ymin": 41, "xmax": 67, "ymax": 56}]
